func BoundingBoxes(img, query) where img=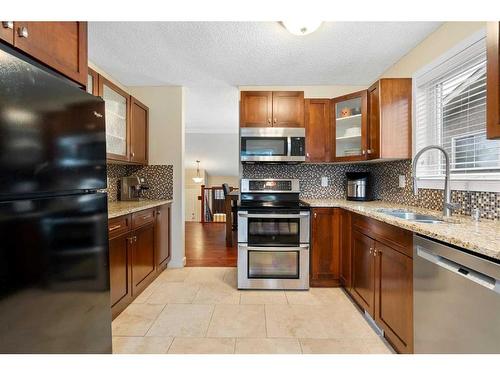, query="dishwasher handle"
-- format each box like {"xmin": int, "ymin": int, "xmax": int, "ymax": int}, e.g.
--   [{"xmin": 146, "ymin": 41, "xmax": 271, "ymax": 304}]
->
[{"xmin": 416, "ymin": 246, "xmax": 500, "ymax": 294}]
